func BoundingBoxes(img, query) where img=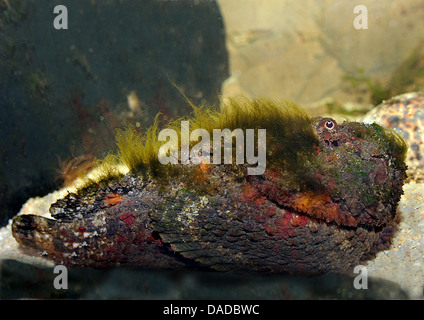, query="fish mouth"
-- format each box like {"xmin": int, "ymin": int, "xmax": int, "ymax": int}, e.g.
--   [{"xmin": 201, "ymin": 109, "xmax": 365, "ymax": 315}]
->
[
  {"xmin": 12, "ymin": 214, "xmax": 61, "ymax": 253},
  {"xmin": 269, "ymin": 194, "xmax": 393, "ymax": 235},
  {"xmin": 12, "ymin": 214, "xmax": 43, "ymax": 245},
  {"xmin": 246, "ymin": 172, "xmax": 398, "ymax": 233}
]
